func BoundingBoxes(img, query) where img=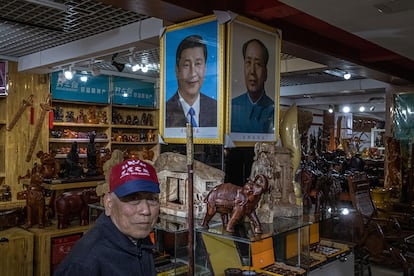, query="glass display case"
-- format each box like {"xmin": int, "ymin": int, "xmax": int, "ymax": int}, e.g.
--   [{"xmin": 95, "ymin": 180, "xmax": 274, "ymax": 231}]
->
[
  {"xmin": 194, "ymin": 217, "xmax": 313, "ymax": 275},
  {"xmin": 153, "ymin": 214, "xmax": 190, "ymax": 275},
  {"xmin": 194, "ymin": 216, "xmax": 354, "ymax": 275}
]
